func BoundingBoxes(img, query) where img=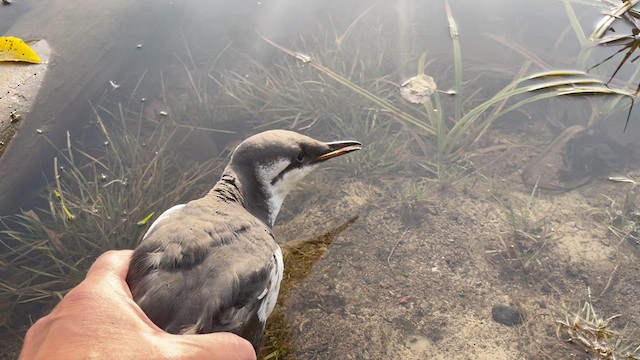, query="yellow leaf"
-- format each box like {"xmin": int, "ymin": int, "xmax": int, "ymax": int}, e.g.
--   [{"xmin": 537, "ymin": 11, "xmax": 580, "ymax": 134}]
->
[
  {"xmin": 0, "ymin": 36, "xmax": 42, "ymax": 63},
  {"xmin": 137, "ymin": 212, "xmax": 155, "ymax": 226}
]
